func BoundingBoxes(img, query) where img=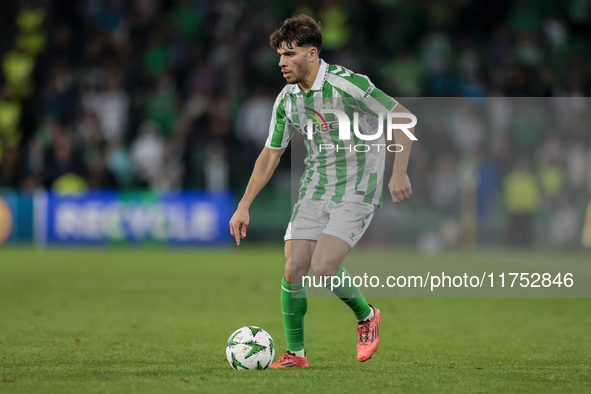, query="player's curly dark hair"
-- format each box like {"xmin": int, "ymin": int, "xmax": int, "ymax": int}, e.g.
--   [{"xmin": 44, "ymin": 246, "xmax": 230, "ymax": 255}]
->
[{"xmin": 270, "ymin": 14, "xmax": 322, "ymax": 52}]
